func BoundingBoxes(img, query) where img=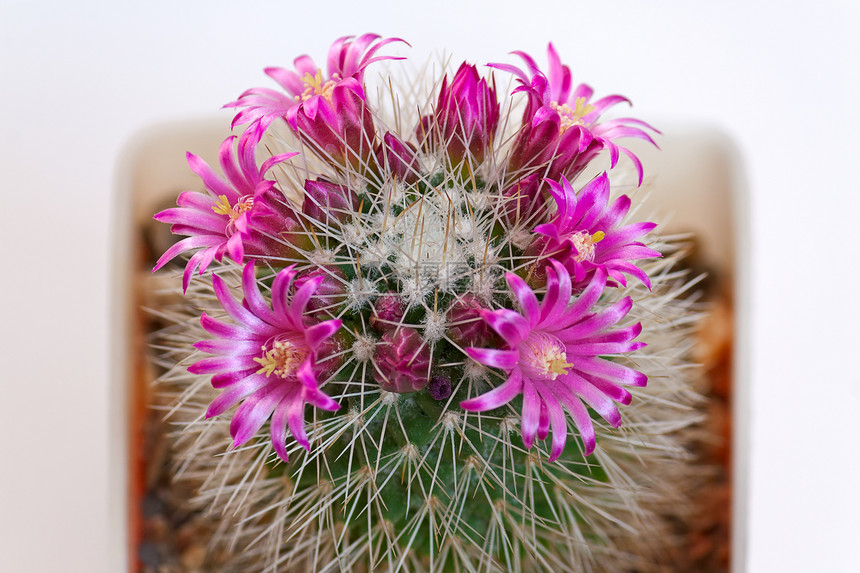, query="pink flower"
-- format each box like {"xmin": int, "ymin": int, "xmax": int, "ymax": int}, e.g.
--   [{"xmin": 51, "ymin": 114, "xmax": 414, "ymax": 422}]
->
[
  {"xmin": 287, "ymin": 79, "xmax": 377, "ymax": 169},
  {"xmin": 153, "ymin": 127, "xmax": 299, "ymax": 291},
  {"xmin": 461, "ymin": 261, "xmax": 646, "ymax": 460},
  {"xmin": 491, "ymin": 44, "xmax": 658, "ymax": 185},
  {"xmin": 189, "ymin": 262, "xmax": 342, "ymax": 462},
  {"xmin": 225, "ymin": 34, "xmax": 405, "ymax": 130},
  {"xmin": 419, "ymin": 63, "xmax": 499, "ymax": 165},
  {"xmin": 526, "ymin": 173, "xmax": 661, "ymax": 289},
  {"xmin": 225, "ymin": 34, "xmax": 405, "ymax": 169}
]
